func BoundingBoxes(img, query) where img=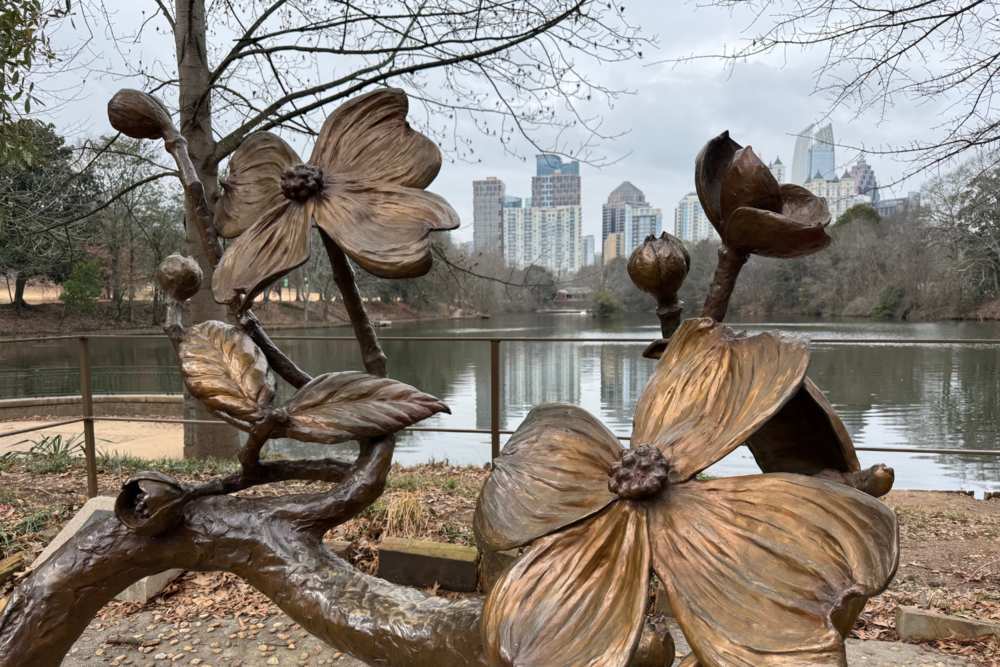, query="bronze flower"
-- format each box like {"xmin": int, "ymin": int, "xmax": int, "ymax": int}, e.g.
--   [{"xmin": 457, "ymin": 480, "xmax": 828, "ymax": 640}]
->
[
  {"xmin": 695, "ymin": 131, "xmax": 832, "ymax": 258},
  {"xmin": 475, "ymin": 317, "xmax": 899, "ymax": 667},
  {"xmin": 212, "ymin": 88, "xmax": 459, "ymax": 313}
]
